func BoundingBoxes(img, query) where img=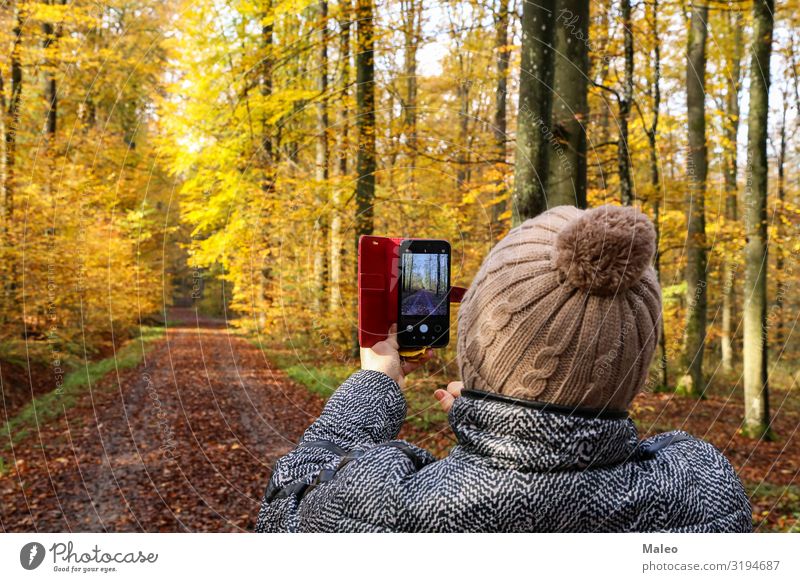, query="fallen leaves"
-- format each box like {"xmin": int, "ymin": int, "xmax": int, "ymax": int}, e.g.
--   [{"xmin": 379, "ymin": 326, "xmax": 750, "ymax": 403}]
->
[{"xmin": 0, "ymin": 309, "xmax": 324, "ymax": 532}]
